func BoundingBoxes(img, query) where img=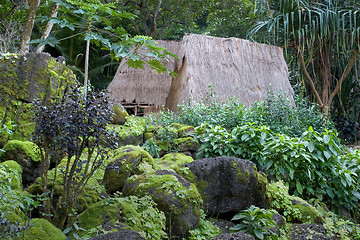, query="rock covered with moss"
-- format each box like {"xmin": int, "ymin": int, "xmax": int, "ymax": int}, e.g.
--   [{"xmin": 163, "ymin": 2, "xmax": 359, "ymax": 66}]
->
[
  {"xmin": 267, "ymin": 181, "xmax": 324, "ymax": 224},
  {"xmin": 0, "ymin": 160, "xmax": 23, "ymax": 191},
  {"xmin": 103, "ymin": 145, "xmax": 155, "ymax": 194},
  {"xmin": 27, "ymin": 165, "xmax": 107, "ymax": 214},
  {"xmin": 110, "ymin": 103, "xmax": 129, "ymax": 125},
  {"xmin": 123, "ymin": 169, "xmax": 202, "ymax": 239},
  {"xmin": 0, "ymin": 140, "xmax": 41, "ymax": 186},
  {"xmin": 77, "ymin": 196, "xmax": 167, "ymax": 239},
  {"xmin": 21, "ymin": 218, "xmax": 66, "ymax": 240},
  {"xmin": 183, "ymin": 156, "xmax": 270, "ymax": 216},
  {"xmin": 148, "ymin": 123, "xmax": 199, "ymax": 157},
  {"xmin": 155, "ymin": 152, "xmax": 194, "ymax": 173},
  {"xmin": 0, "ymin": 52, "xmax": 76, "ymax": 143}
]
